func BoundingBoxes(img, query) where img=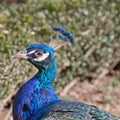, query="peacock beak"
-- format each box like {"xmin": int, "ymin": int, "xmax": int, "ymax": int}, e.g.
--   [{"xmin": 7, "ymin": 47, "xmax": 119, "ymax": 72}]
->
[{"xmin": 12, "ymin": 50, "xmax": 28, "ymax": 59}]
